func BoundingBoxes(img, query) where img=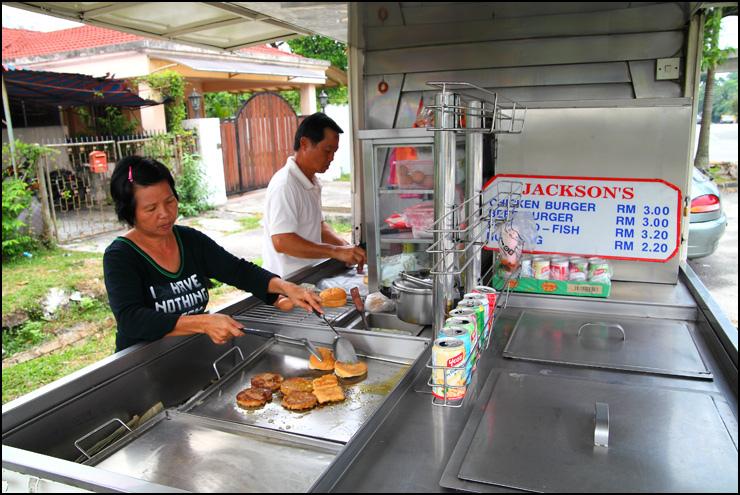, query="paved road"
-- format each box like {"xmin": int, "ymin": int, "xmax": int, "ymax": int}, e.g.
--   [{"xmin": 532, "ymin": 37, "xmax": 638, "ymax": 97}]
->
[
  {"xmin": 694, "ymin": 124, "xmax": 738, "ymax": 163},
  {"xmin": 688, "ymin": 188, "xmax": 738, "ymax": 327}
]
